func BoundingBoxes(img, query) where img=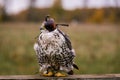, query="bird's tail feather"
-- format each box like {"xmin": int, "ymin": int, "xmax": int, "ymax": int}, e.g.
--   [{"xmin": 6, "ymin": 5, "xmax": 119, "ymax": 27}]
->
[{"xmin": 73, "ymin": 63, "xmax": 79, "ymax": 70}]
